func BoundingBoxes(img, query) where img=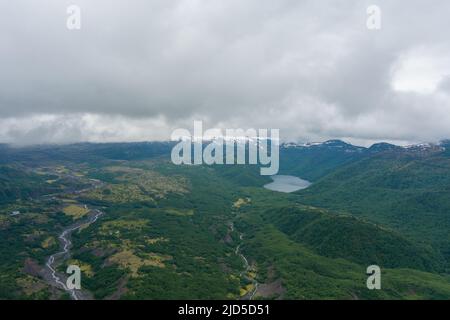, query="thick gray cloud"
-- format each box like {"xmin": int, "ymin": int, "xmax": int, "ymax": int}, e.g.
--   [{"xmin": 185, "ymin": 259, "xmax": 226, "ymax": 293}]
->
[{"xmin": 1, "ymin": 0, "xmax": 450, "ymax": 145}]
